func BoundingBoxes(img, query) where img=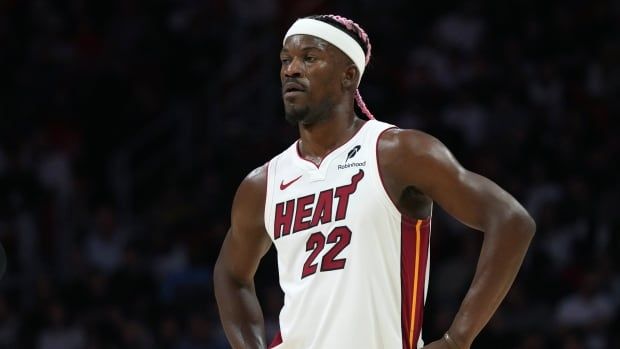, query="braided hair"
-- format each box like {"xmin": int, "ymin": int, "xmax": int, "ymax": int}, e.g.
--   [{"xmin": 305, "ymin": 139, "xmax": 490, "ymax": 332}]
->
[{"xmin": 307, "ymin": 15, "xmax": 375, "ymax": 120}]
